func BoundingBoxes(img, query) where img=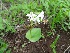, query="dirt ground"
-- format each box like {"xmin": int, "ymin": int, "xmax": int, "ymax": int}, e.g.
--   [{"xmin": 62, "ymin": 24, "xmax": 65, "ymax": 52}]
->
[{"xmin": 3, "ymin": 23, "xmax": 70, "ymax": 53}]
